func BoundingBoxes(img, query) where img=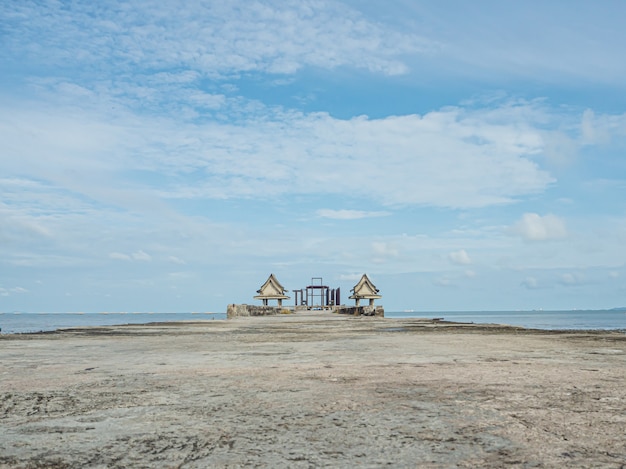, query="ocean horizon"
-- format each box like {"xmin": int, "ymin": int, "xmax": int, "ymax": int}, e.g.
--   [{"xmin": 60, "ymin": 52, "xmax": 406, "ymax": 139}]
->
[{"xmin": 1, "ymin": 309, "xmax": 625, "ymax": 335}]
